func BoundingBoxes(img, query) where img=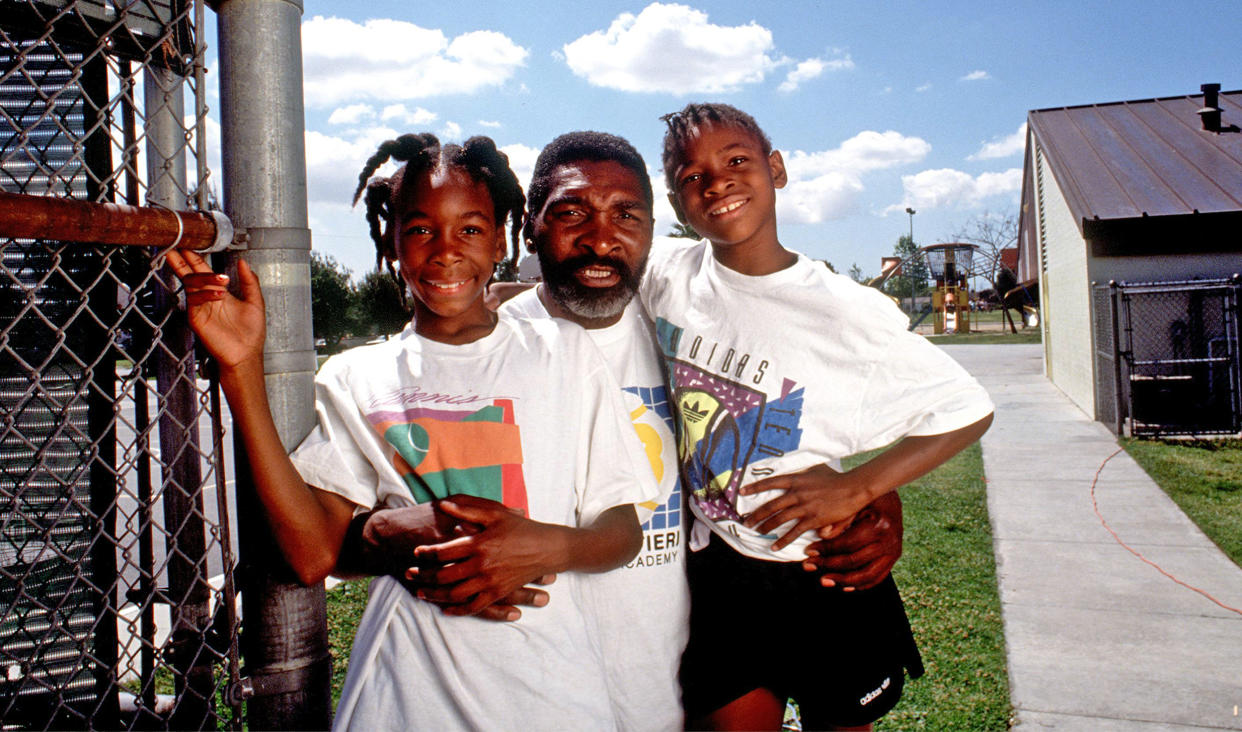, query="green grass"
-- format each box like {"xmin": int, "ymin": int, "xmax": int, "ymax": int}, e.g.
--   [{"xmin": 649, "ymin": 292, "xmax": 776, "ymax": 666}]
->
[
  {"xmin": 1120, "ymin": 438, "xmax": 1242, "ymax": 567},
  {"xmin": 856, "ymin": 444, "xmax": 1013, "ymax": 730},
  {"xmin": 323, "ymin": 446, "xmax": 1012, "ymax": 730},
  {"xmin": 326, "ymin": 578, "xmax": 372, "ymax": 709},
  {"xmin": 927, "ymin": 331, "xmax": 1041, "ymax": 345}
]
